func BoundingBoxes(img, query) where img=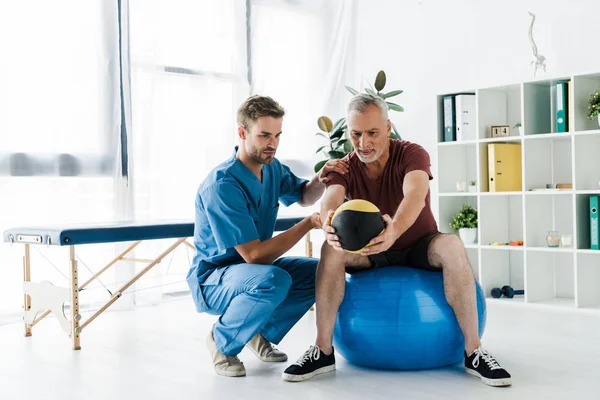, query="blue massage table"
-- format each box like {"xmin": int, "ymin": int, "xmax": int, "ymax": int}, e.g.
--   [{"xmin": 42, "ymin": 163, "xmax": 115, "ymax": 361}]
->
[{"xmin": 3, "ymin": 217, "xmax": 310, "ymax": 350}]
